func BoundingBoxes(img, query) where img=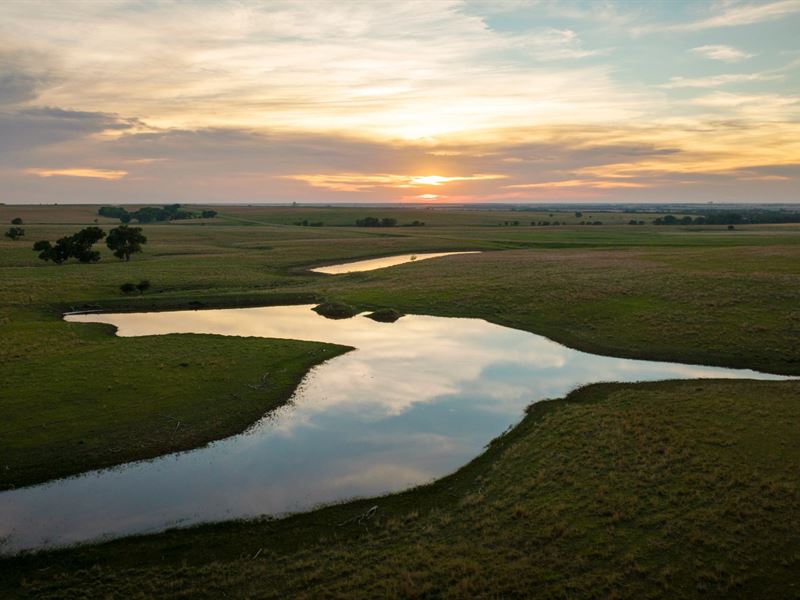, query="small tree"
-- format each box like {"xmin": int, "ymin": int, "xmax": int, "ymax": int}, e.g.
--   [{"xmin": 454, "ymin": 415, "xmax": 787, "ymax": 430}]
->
[
  {"xmin": 11, "ymin": 217, "xmax": 23, "ymax": 225},
  {"xmin": 120, "ymin": 282, "xmax": 137, "ymax": 294},
  {"xmin": 5, "ymin": 227, "xmax": 24, "ymax": 240},
  {"xmin": 106, "ymin": 225, "xmax": 147, "ymax": 261},
  {"xmin": 136, "ymin": 279, "xmax": 151, "ymax": 293}
]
